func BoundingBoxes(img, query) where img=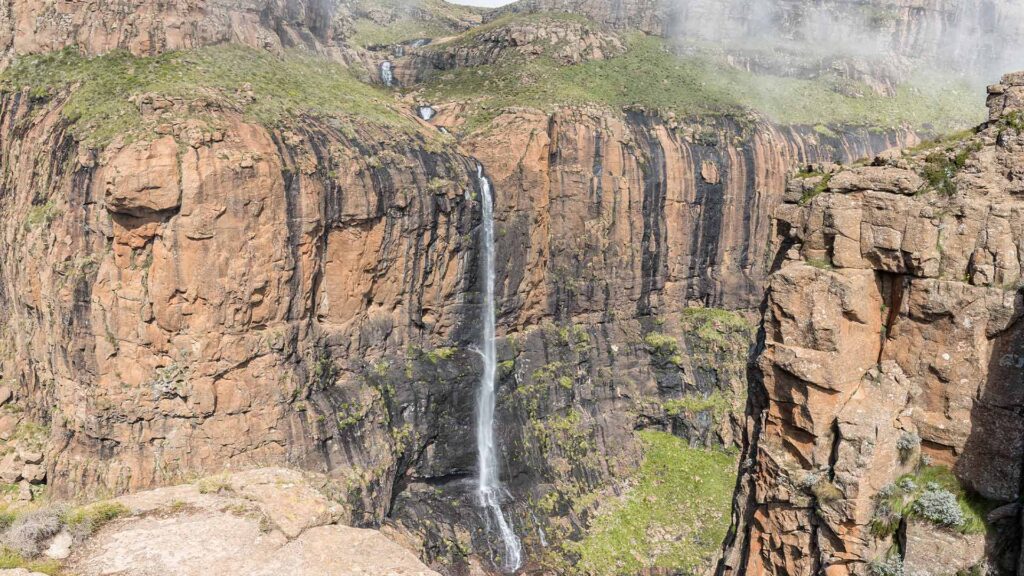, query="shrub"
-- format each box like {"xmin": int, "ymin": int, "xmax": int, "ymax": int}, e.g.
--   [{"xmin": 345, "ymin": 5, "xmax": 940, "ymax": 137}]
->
[
  {"xmin": 197, "ymin": 474, "xmax": 234, "ymax": 494},
  {"xmin": 912, "ymin": 486, "xmax": 965, "ymax": 528},
  {"xmin": 64, "ymin": 501, "xmax": 130, "ymax": 539},
  {"xmin": 3, "ymin": 507, "xmax": 64, "ymax": 557},
  {"xmin": 870, "ymin": 555, "xmax": 905, "ymax": 576},
  {"xmin": 643, "ymin": 332, "xmax": 680, "ymax": 356},
  {"xmin": 896, "ymin": 431, "xmax": 920, "ymax": 461}
]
